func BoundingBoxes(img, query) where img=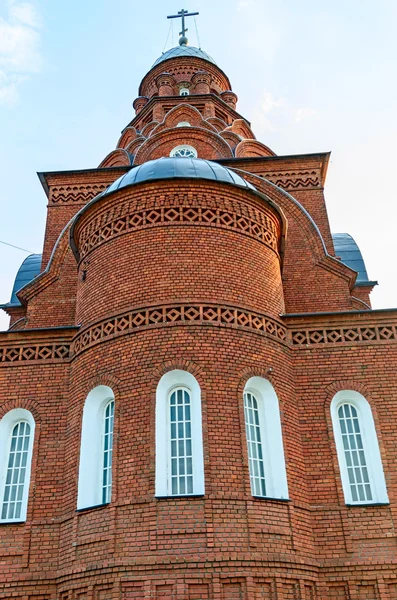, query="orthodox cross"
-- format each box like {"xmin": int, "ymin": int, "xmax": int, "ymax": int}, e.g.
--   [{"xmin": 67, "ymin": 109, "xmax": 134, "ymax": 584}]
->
[{"xmin": 167, "ymin": 9, "xmax": 199, "ymax": 45}]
